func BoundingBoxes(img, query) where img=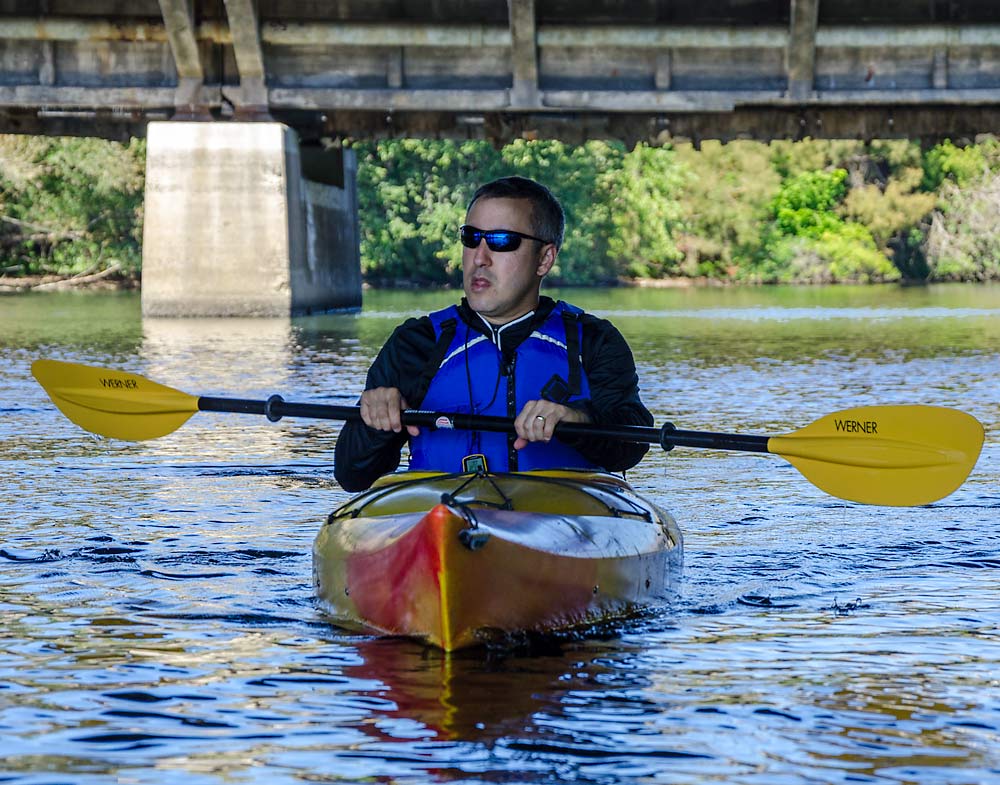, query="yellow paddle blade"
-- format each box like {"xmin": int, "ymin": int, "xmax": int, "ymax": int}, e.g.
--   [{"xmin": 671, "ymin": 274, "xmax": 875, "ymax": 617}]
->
[
  {"xmin": 768, "ymin": 405, "xmax": 985, "ymax": 506},
  {"xmin": 32, "ymin": 359, "xmax": 199, "ymax": 441}
]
